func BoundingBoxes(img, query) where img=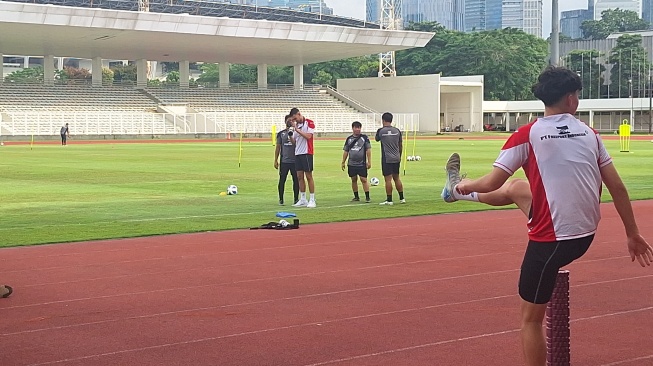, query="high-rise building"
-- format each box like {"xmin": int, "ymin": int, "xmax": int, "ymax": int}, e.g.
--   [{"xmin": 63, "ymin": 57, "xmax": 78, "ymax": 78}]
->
[
  {"xmin": 485, "ymin": 0, "xmax": 503, "ymax": 30},
  {"xmin": 226, "ymin": 0, "xmax": 334, "ymax": 14},
  {"xmin": 367, "ymin": 0, "xmax": 381, "ymax": 23},
  {"xmin": 641, "ymin": 0, "xmax": 653, "ymax": 25},
  {"xmin": 464, "ymin": 0, "xmax": 541, "ymax": 37},
  {"xmin": 522, "ymin": 0, "xmax": 542, "ymax": 38},
  {"xmin": 464, "ymin": 0, "xmax": 486, "ymax": 32},
  {"xmin": 403, "ymin": 0, "xmax": 464, "ymax": 31},
  {"xmin": 593, "ymin": 0, "xmax": 641, "ymax": 19},
  {"xmin": 561, "ymin": 9, "xmax": 592, "ymax": 39}
]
